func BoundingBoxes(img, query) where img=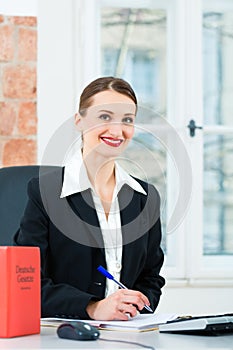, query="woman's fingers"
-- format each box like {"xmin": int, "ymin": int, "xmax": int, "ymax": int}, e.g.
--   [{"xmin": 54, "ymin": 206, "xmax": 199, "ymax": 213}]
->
[
  {"xmin": 115, "ymin": 289, "xmax": 150, "ymax": 311},
  {"xmin": 86, "ymin": 297, "xmax": 135, "ymax": 320},
  {"xmin": 86, "ymin": 288, "xmax": 150, "ymax": 320},
  {"xmin": 117, "ymin": 302, "xmax": 138, "ymax": 317}
]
